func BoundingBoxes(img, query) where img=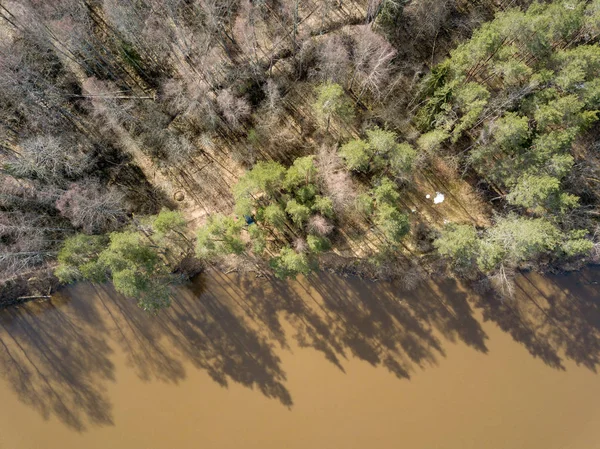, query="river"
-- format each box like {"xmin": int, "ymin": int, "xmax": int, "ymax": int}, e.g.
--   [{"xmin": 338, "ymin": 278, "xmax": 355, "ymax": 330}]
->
[{"xmin": 0, "ymin": 268, "xmax": 598, "ymax": 448}]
